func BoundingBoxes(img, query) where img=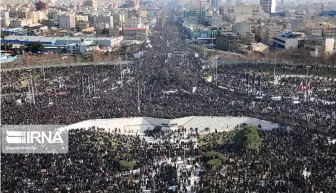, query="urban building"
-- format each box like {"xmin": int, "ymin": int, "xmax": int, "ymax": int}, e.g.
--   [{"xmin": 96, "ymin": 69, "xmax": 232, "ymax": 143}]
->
[
  {"xmin": 323, "ymin": 24, "xmax": 336, "ymax": 38},
  {"xmin": 216, "ymin": 32, "xmax": 255, "ymax": 51},
  {"xmin": 211, "ymin": 0, "xmax": 220, "ymax": 8},
  {"xmin": 2, "ymin": 28, "xmax": 26, "ymax": 36},
  {"xmin": 1, "ymin": 11, "xmax": 10, "ymax": 19},
  {"xmin": 3, "ymin": 35, "xmax": 124, "ymax": 48},
  {"xmin": 121, "ymin": 0, "xmax": 140, "ymax": 10},
  {"xmin": 112, "ymin": 12, "xmax": 126, "ymax": 27},
  {"xmin": 225, "ymin": 5, "xmax": 264, "ymax": 19},
  {"xmin": 255, "ymin": 23, "xmax": 284, "ymax": 44},
  {"xmin": 232, "ymin": 22, "xmax": 252, "ymax": 33},
  {"xmin": 9, "ymin": 10, "xmax": 29, "ymax": 19},
  {"xmin": 67, "ymin": 41, "xmax": 99, "ymax": 54},
  {"xmin": 260, "ymin": 0, "xmax": 276, "ymax": 13},
  {"xmin": 123, "ymin": 17, "xmax": 143, "ymax": 28},
  {"xmin": 303, "ymin": 36, "xmax": 335, "ymax": 57},
  {"xmin": 122, "ymin": 28, "xmax": 148, "ymax": 40},
  {"xmin": 92, "ymin": 15, "xmax": 114, "ymax": 28},
  {"xmin": 10, "ymin": 19, "xmax": 33, "ymax": 27},
  {"xmin": 248, "ymin": 42, "xmax": 269, "ymax": 54},
  {"xmin": 75, "ymin": 15, "xmax": 89, "ymax": 22},
  {"xmin": 272, "ymin": 32, "xmax": 306, "ymax": 49},
  {"xmin": 28, "ymin": 11, "xmax": 46, "ymax": 24},
  {"xmin": 58, "ymin": 14, "xmax": 76, "ymax": 29},
  {"xmin": 85, "ymin": 0, "xmax": 98, "ymax": 9},
  {"xmin": 35, "ymin": 1, "xmax": 49, "ymax": 11},
  {"xmin": 1, "ymin": 18, "xmax": 11, "ymax": 27},
  {"xmin": 305, "ymin": 22, "xmax": 324, "ymax": 37}
]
